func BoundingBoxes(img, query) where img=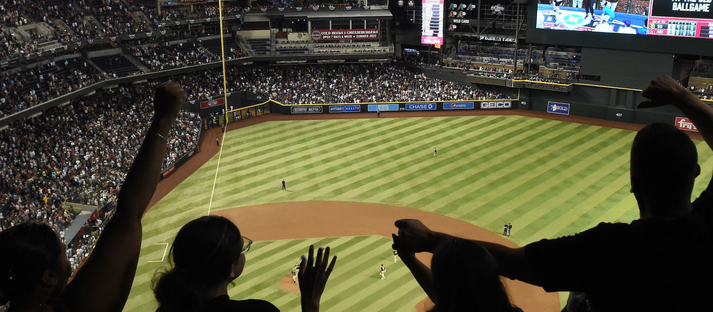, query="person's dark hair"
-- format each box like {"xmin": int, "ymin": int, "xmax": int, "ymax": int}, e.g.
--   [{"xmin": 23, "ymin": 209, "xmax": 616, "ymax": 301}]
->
[
  {"xmin": 0, "ymin": 222, "xmax": 63, "ymax": 305},
  {"xmin": 429, "ymin": 238, "xmax": 515, "ymax": 312},
  {"xmin": 630, "ymin": 122, "xmax": 698, "ymax": 212},
  {"xmin": 152, "ymin": 216, "xmax": 243, "ymax": 312}
]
